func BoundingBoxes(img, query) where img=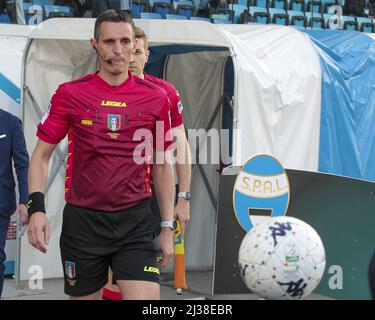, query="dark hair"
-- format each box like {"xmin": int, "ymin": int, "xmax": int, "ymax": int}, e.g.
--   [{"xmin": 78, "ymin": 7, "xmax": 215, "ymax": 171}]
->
[
  {"xmin": 134, "ymin": 26, "xmax": 149, "ymax": 51},
  {"xmin": 94, "ymin": 10, "xmax": 135, "ymax": 41}
]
